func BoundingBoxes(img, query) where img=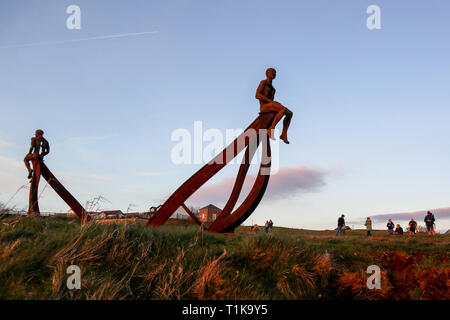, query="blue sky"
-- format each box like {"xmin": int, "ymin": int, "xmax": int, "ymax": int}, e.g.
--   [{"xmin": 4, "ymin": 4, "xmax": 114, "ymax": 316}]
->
[{"xmin": 0, "ymin": 0, "xmax": 449, "ymax": 231}]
